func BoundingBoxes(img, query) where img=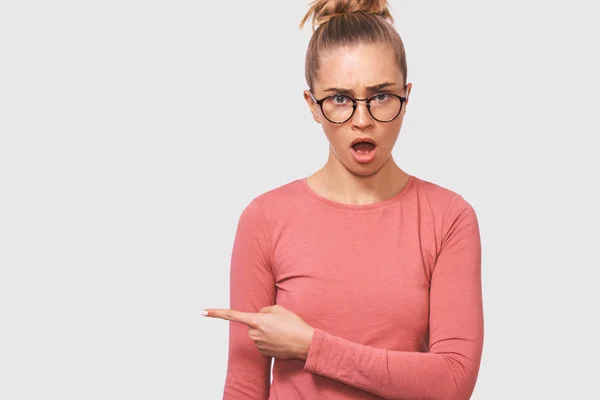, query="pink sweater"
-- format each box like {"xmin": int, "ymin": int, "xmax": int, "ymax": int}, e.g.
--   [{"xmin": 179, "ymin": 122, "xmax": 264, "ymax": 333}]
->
[{"xmin": 222, "ymin": 174, "xmax": 483, "ymax": 400}]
